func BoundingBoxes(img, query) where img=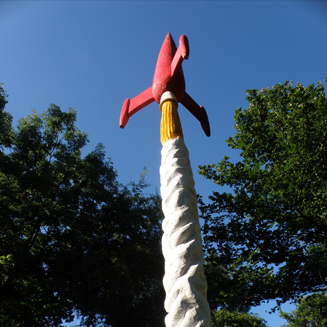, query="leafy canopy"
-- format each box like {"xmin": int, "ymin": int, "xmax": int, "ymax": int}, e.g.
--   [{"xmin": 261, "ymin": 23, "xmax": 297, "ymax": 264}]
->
[
  {"xmin": 199, "ymin": 79, "xmax": 327, "ymax": 311},
  {"xmin": 279, "ymin": 292, "xmax": 327, "ymax": 327},
  {"xmin": 0, "ymin": 94, "xmax": 165, "ymax": 327},
  {"xmin": 211, "ymin": 309, "xmax": 267, "ymax": 327}
]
